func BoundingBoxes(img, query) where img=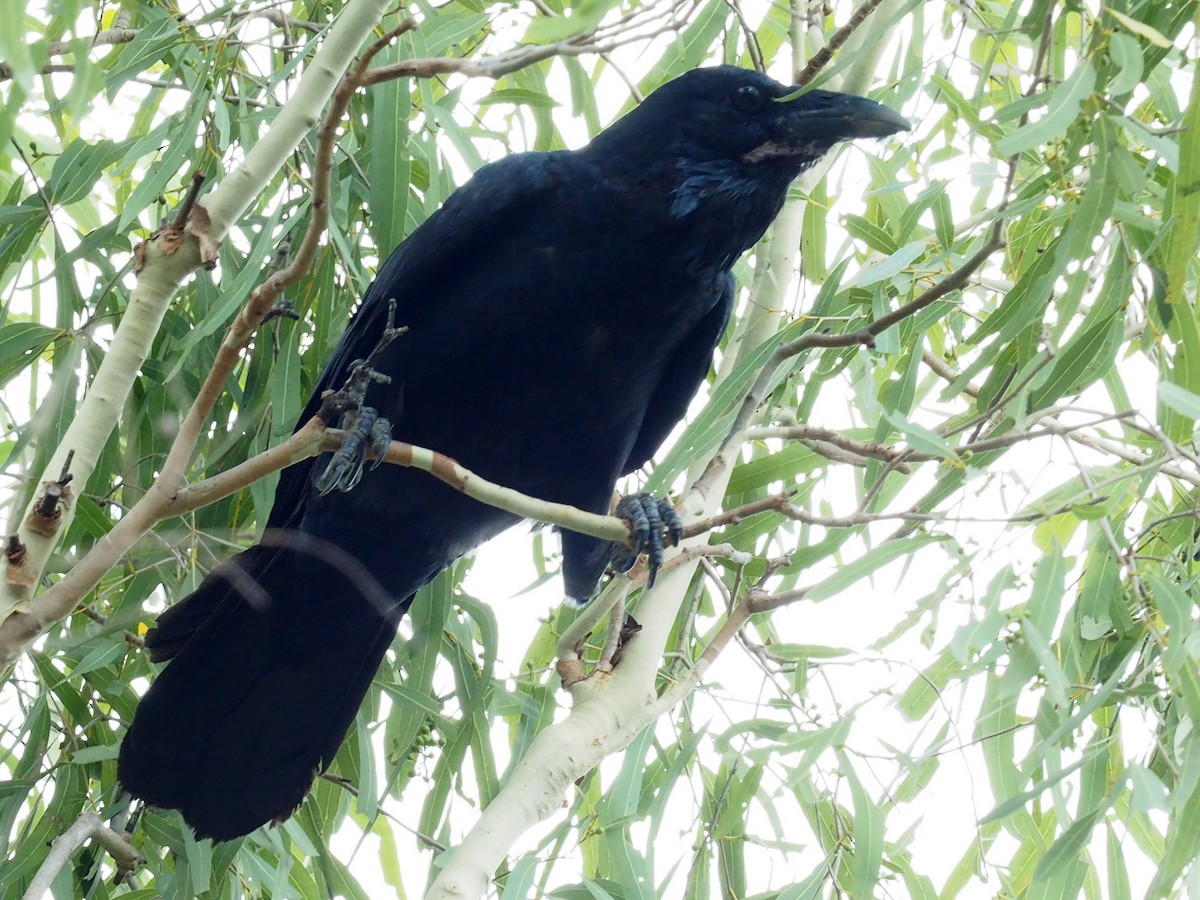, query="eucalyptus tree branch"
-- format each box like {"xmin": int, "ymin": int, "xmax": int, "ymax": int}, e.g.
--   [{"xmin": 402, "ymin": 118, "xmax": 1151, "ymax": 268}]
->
[
  {"xmin": 558, "ymin": 542, "xmax": 754, "ymax": 682},
  {"xmin": 360, "ymin": 31, "xmax": 640, "ymax": 86},
  {"xmin": 21, "ymin": 812, "xmax": 140, "ymax": 900},
  {"xmin": 680, "ymin": 493, "xmax": 798, "ymax": 539},
  {"xmin": 743, "ymin": 424, "xmax": 906, "ymax": 464},
  {"xmin": 793, "ymin": 0, "xmax": 891, "ymax": 87},
  {"xmin": 1070, "ymin": 432, "xmax": 1200, "ymax": 489},
  {"xmin": 224, "ymin": 19, "xmax": 417, "ymax": 344},
  {"xmin": 359, "ymin": 0, "xmax": 692, "ymax": 86},
  {"xmin": 557, "ymin": 578, "xmax": 630, "ymax": 670},
  {"xmin": 0, "ymin": 27, "xmax": 140, "ymax": 81}
]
